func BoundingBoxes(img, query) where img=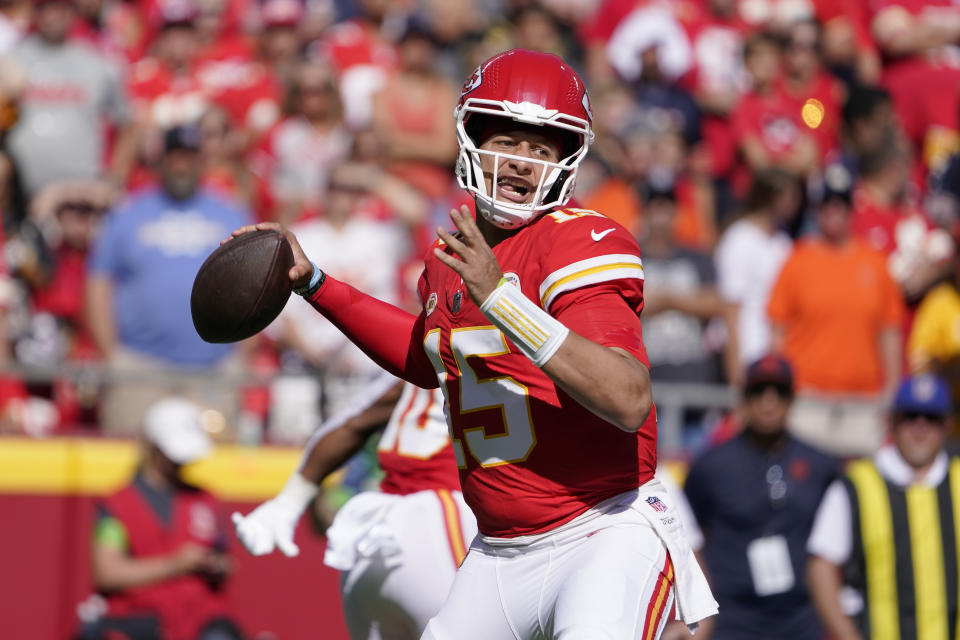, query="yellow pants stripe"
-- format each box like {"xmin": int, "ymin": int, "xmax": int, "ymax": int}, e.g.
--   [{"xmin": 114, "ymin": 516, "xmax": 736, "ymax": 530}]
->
[
  {"xmin": 644, "ymin": 561, "xmax": 674, "ymax": 640},
  {"xmin": 436, "ymin": 489, "xmax": 467, "ymax": 567},
  {"xmin": 849, "ymin": 460, "xmax": 899, "ymax": 640},
  {"xmin": 907, "ymin": 484, "xmax": 948, "ymax": 639}
]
